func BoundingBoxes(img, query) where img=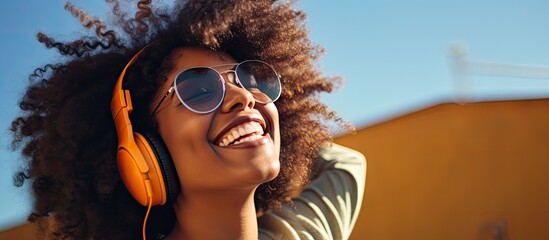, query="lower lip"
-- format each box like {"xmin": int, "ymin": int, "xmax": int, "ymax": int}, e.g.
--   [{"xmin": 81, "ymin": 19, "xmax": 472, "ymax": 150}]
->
[{"xmin": 220, "ymin": 133, "xmax": 272, "ymax": 149}]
